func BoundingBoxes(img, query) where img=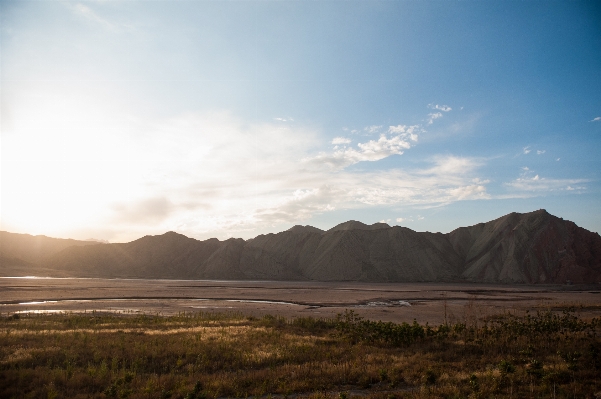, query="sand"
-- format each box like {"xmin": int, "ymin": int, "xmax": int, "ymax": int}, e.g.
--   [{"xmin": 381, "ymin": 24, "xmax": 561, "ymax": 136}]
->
[{"xmin": 1, "ymin": 277, "xmax": 600, "ymax": 325}]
